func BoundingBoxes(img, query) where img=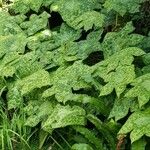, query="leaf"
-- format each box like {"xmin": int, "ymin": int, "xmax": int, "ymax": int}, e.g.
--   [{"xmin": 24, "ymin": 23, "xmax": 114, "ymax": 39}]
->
[
  {"xmin": 118, "ymin": 108, "xmax": 150, "ymax": 143},
  {"xmin": 20, "ymin": 11, "xmax": 50, "ymax": 36},
  {"xmin": 71, "ymin": 11, "xmax": 105, "ymax": 31},
  {"xmin": 73, "ymin": 126, "xmax": 103, "ymax": 150},
  {"xmin": 50, "ymin": 0, "xmax": 101, "ymax": 29},
  {"xmin": 87, "ymin": 114, "xmax": 116, "ymax": 150},
  {"xmin": 63, "ymin": 30, "xmax": 102, "ymax": 61},
  {"xmin": 131, "ymin": 138, "xmax": 147, "ymax": 150},
  {"xmin": 0, "ymin": 34, "xmax": 27, "ymax": 58},
  {"xmin": 142, "ymin": 53, "xmax": 150, "ymax": 65},
  {"xmin": 7, "ymin": 87, "xmax": 23, "ymax": 110},
  {"xmin": 71, "ymin": 143, "xmax": 93, "ymax": 150},
  {"xmin": 42, "ymin": 61, "xmax": 92, "ymax": 103},
  {"xmin": 102, "ymin": 22, "xmax": 144, "ymax": 58},
  {"xmin": 42, "ymin": 105, "xmax": 86, "ymax": 133},
  {"xmin": 93, "ymin": 47, "xmax": 145, "ymax": 97},
  {"xmin": 109, "ymin": 97, "xmax": 138, "ymax": 121},
  {"xmin": 12, "ymin": 0, "xmax": 44, "ymax": 14},
  {"xmin": 25, "ymin": 101, "xmax": 54, "ymax": 127},
  {"xmin": 125, "ymin": 73, "xmax": 150, "ymax": 107},
  {"xmin": 0, "ymin": 11, "xmax": 23, "ymax": 35},
  {"xmin": 104, "ymin": 0, "xmax": 146, "ymax": 16},
  {"xmin": 17, "ymin": 69, "xmax": 51, "ymax": 95}
]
